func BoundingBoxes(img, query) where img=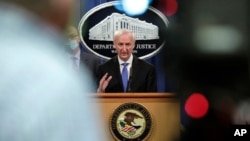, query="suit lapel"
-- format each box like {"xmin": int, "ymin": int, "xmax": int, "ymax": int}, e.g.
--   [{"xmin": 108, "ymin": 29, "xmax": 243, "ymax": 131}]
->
[
  {"xmin": 112, "ymin": 56, "xmax": 124, "ymax": 90},
  {"xmin": 80, "ymin": 53, "xmax": 89, "ymax": 67},
  {"xmin": 132, "ymin": 55, "xmax": 138, "ymax": 84},
  {"xmin": 126, "ymin": 55, "xmax": 139, "ymax": 92}
]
